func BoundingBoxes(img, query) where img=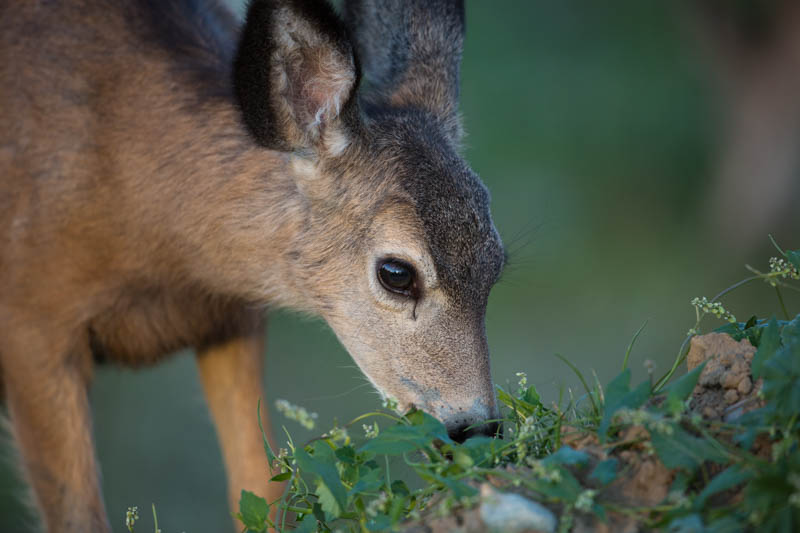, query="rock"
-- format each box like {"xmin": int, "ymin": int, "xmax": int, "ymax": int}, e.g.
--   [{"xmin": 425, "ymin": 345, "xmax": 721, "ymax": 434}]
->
[
  {"xmin": 478, "ymin": 484, "xmax": 557, "ymax": 533},
  {"xmin": 724, "ymin": 389, "xmax": 739, "ymax": 404},
  {"xmin": 737, "ymin": 376, "xmax": 752, "ymax": 395}
]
